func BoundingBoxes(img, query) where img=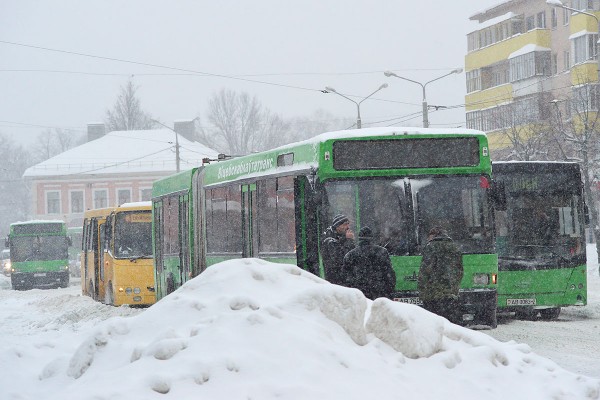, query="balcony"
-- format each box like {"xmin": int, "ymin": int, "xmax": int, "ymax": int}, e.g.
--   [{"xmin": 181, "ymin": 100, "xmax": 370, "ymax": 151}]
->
[{"xmin": 466, "ymin": 29, "xmax": 551, "ymax": 70}]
